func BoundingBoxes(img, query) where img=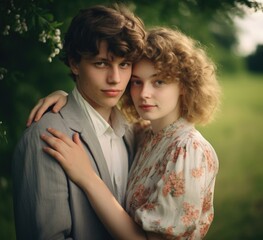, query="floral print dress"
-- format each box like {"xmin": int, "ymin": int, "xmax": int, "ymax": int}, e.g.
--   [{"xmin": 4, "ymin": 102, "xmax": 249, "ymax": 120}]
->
[{"xmin": 125, "ymin": 118, "xmax": 219, "ymax": 239}]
